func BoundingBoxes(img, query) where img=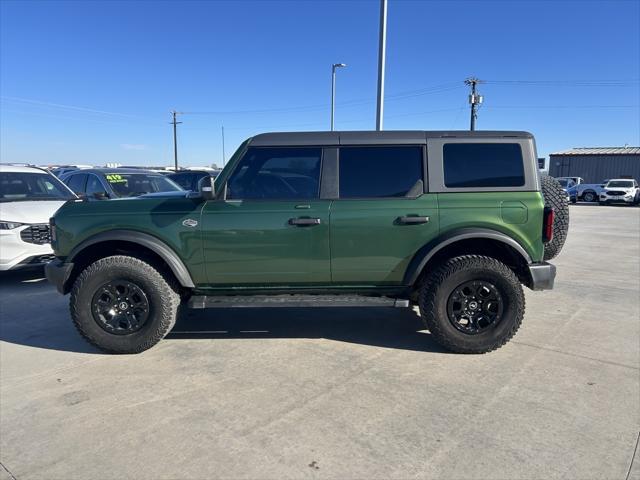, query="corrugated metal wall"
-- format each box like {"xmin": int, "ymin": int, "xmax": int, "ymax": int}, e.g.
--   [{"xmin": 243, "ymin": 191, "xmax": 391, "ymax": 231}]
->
[{"xmin": 548, "ymin": 154, "xmax": 640, "ymax": 183}]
